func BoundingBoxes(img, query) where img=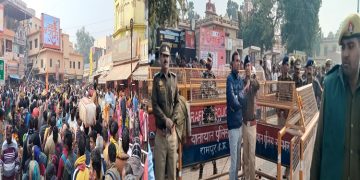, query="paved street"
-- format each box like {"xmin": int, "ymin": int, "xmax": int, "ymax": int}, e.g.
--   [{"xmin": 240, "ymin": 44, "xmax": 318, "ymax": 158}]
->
[{"xmin": 183, "ymin": 155, "xmax": 288, "ymax": 180}]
